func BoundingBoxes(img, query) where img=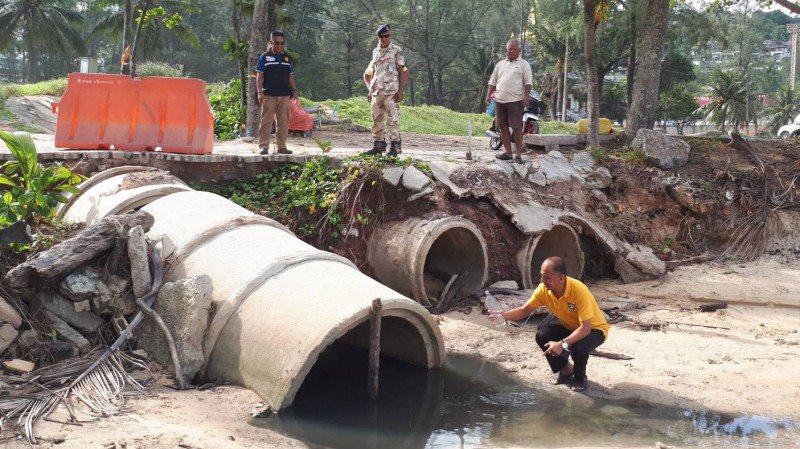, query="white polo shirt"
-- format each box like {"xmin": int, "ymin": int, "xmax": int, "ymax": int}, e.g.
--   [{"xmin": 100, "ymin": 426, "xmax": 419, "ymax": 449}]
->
[{"xmin": 488, "ymin": 57, "xmax": 533, "ymax": 104}]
